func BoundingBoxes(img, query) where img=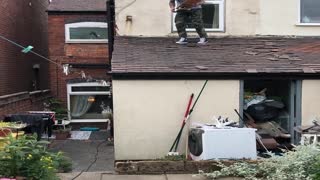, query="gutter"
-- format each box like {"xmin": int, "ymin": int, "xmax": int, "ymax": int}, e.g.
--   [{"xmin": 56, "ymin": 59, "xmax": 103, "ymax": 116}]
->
[{"xmin": 110, "ymin": 72, "xmax": 320, "ymax": 80}]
